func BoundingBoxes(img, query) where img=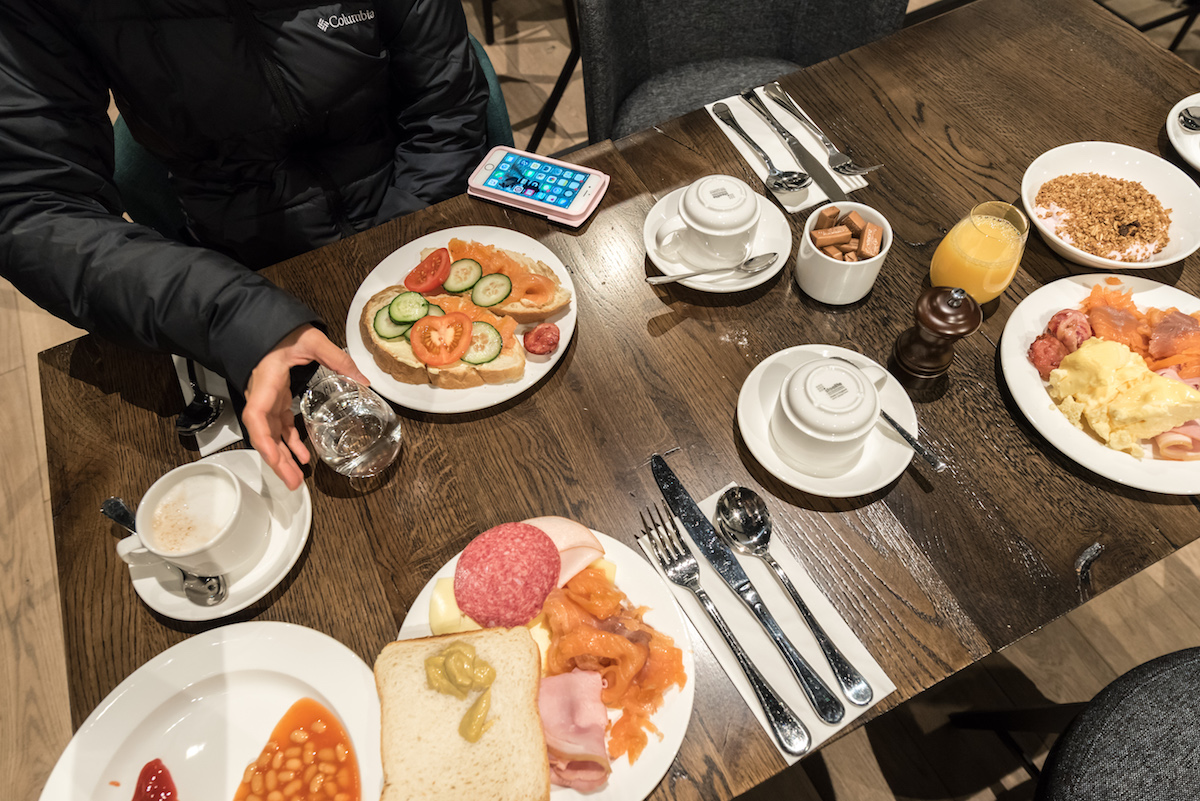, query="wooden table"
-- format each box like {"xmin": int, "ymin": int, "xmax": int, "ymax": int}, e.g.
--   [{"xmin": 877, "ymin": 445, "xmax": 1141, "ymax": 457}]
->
[{"xmin": 40, "ymin": 0, "xmax": 1200, "ymax": 797}]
